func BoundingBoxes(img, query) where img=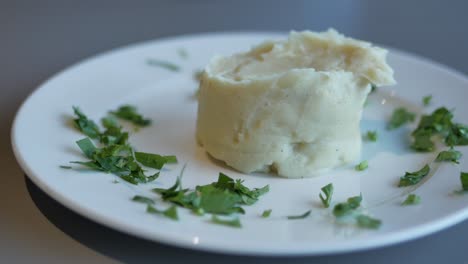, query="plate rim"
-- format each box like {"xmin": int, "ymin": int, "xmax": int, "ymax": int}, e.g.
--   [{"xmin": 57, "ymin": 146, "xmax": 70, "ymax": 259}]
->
[{"xmin": 11, "ymin": 31, "xmax": 468, "ymax": 256}]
